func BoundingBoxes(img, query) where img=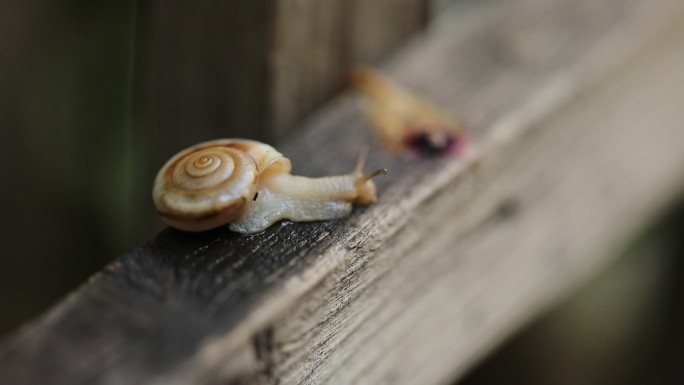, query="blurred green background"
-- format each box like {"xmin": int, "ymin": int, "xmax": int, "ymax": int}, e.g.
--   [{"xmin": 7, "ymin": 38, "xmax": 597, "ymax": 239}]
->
[{"xmin": 0, "ymin": 1, "xmax": 152, "ymax": 335}]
